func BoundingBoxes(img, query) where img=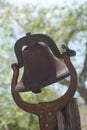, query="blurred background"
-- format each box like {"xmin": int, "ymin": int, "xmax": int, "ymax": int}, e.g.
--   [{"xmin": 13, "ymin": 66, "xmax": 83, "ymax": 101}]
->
[{"xmin": 0, "ymin": 0, "xmax": 87, "ymax": 130}]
